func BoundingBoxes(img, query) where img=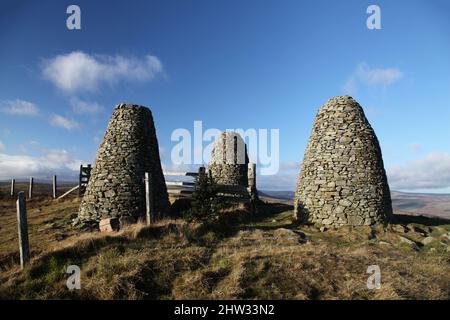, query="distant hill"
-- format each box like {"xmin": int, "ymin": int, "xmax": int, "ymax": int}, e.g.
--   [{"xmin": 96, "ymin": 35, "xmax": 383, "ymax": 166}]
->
[
  {"xmin": 259, "ymin": 190, "xmax": 450, "ymax": 220},
  {"xmin": 259, "ymin": 190, "xmax": 295, "ymax": 200},
  {"xmin": 391, "ymin": 191, "xmax": 450, "ymax": 219}
]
